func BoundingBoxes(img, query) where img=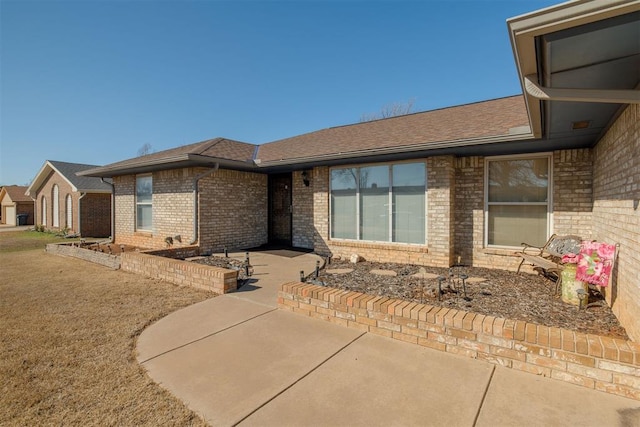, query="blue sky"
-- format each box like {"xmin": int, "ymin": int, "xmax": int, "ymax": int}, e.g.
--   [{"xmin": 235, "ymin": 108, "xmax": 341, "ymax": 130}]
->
[{"xmin": 1, "ymin": 0, "xmax": 560, "ymax": 186}]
